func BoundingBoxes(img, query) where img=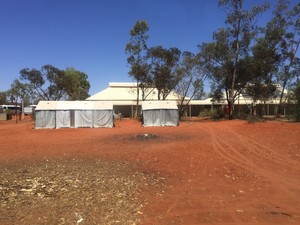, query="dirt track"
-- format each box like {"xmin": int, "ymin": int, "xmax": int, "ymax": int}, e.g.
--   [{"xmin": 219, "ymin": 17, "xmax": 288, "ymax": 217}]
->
[{"xmin": 0, "ymin": 117, "xmax": 299, "ymax": 225}]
